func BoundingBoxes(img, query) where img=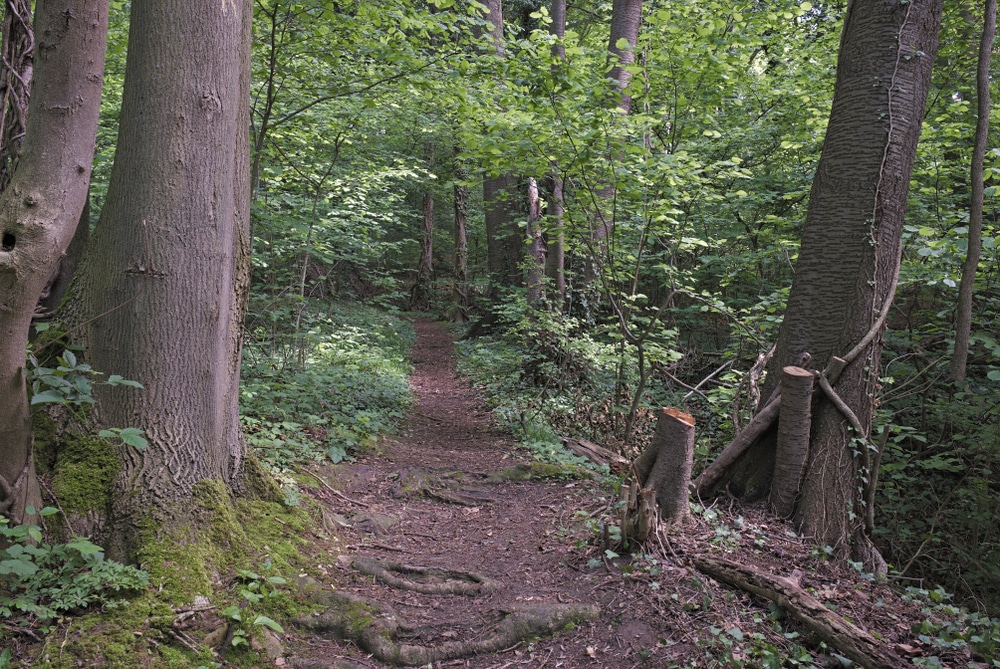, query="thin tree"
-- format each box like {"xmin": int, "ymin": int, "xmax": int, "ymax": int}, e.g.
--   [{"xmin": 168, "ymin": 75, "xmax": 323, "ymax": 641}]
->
[
  {"xmin": 0, "ymin": 0, "xmax": 109, "ymax": 525},
  {"xmin": 950, "ymin": 0, "xmax": 995, "ymax": 383}
]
